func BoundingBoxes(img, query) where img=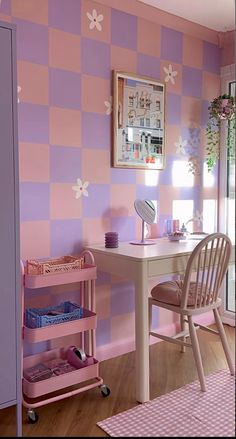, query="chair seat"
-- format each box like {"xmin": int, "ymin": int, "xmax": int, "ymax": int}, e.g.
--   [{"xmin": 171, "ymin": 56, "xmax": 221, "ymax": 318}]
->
[{"xmin": 151, "ymin": 280, "xmax": 210, "ymax": 307}]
